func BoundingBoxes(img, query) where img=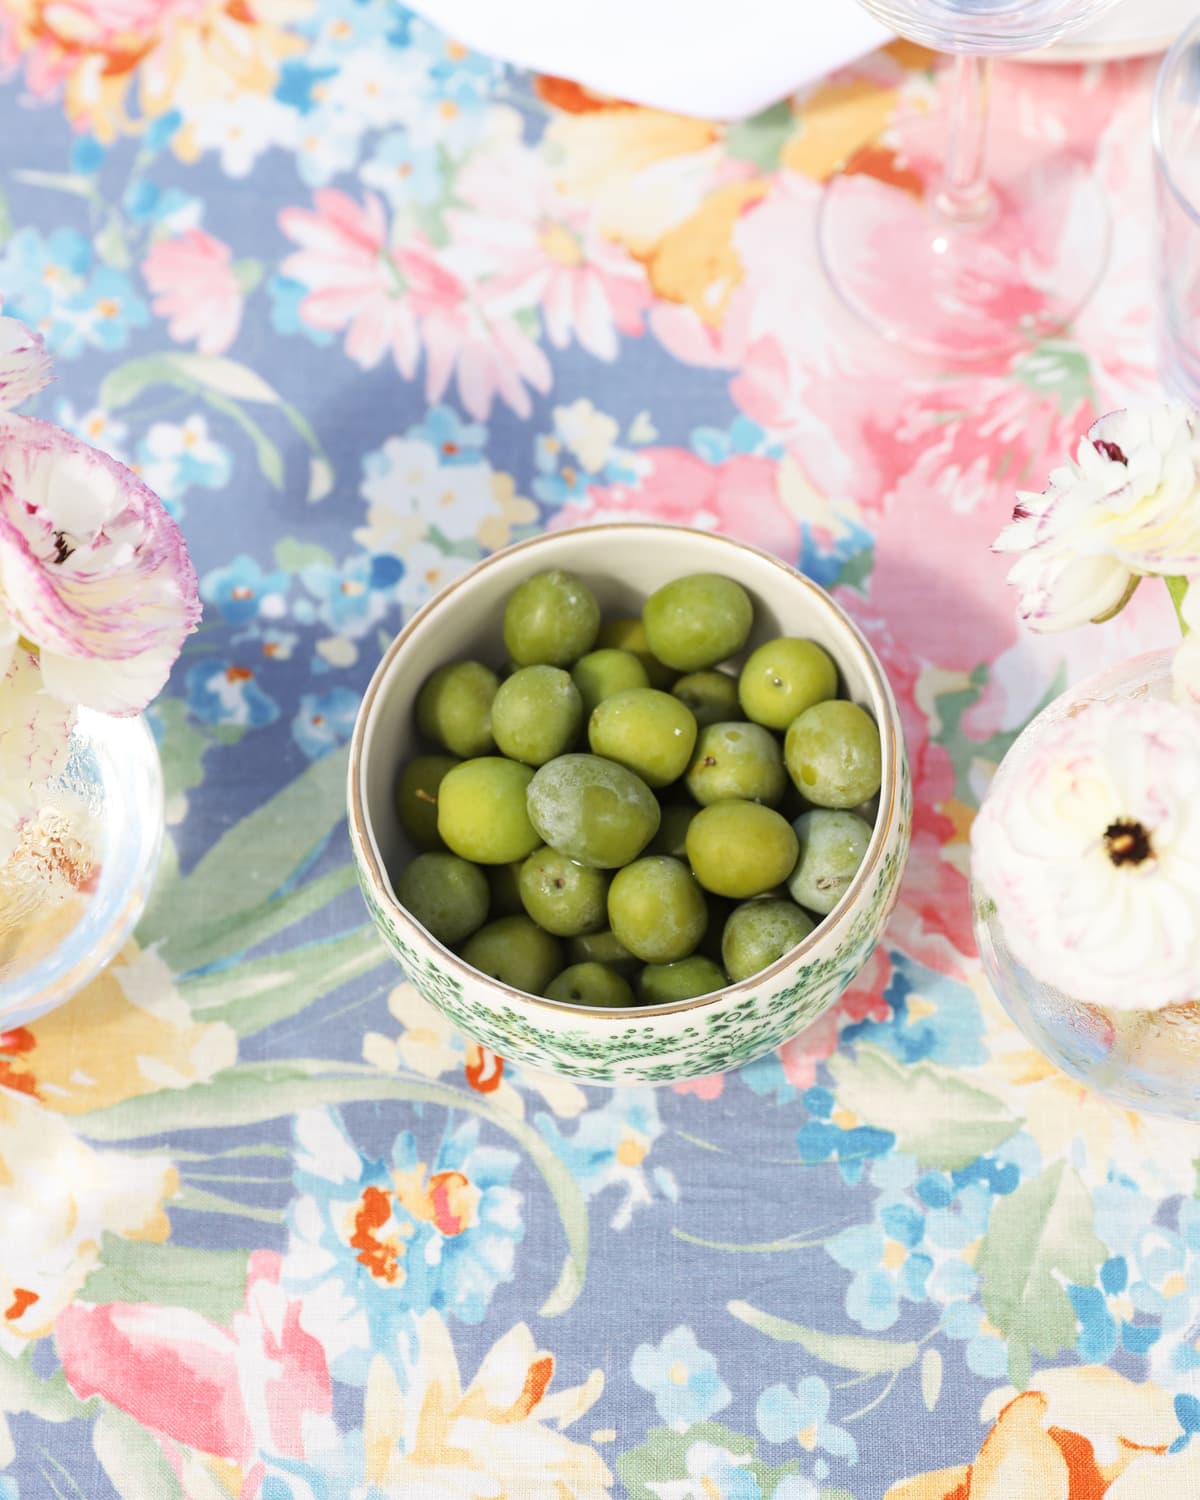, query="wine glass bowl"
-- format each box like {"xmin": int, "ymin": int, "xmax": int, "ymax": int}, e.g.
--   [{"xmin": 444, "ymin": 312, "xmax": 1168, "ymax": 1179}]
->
[
  {"xmin": 819, "ymin": 0, "xmax": 1124, "ymax": 361},
  {"xmin": 854, "ymin": 0, "xmax": 1127, "ymax": 53}
]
